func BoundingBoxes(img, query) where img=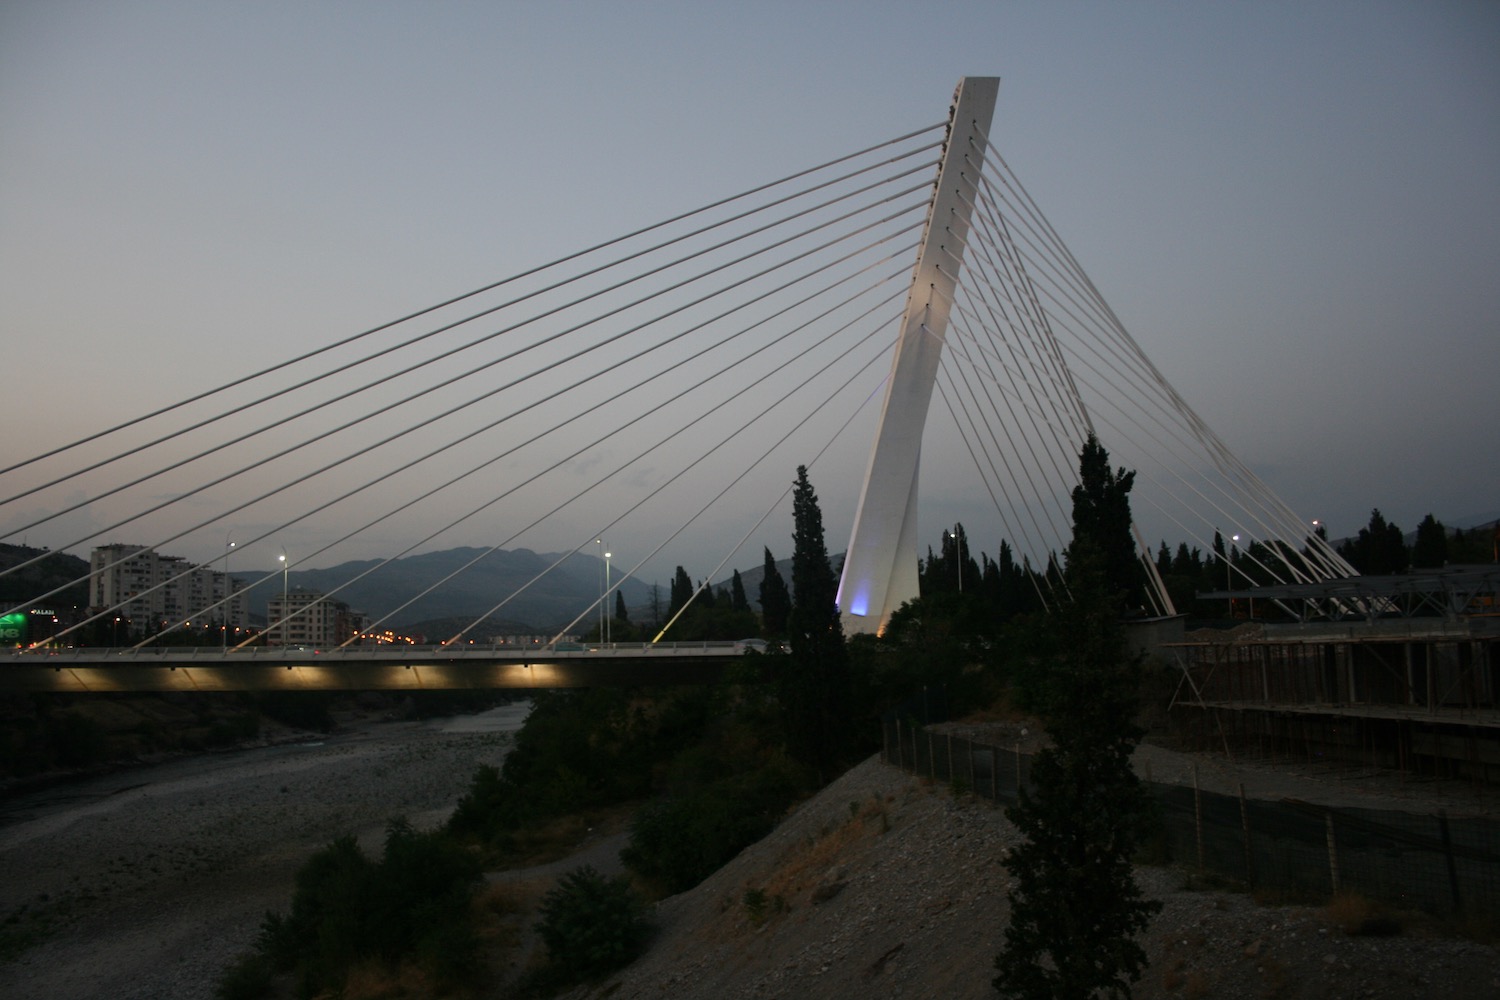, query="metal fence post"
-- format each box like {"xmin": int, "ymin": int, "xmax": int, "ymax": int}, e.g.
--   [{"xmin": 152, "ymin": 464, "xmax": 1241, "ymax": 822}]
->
[
  {"xmin": 1193, "ymin": 762, "xmax": 1205, "ymax": 874},
  {"xmin": 1238, "ymin": 783, "xmax": 1255, "ymax": 886},
  {"xmin": 1438, "ymin": 810, "xmax": 1462, "ymax": 915},
  {"xmin": 1325, "ymin": 812, "xmax": 1340, "ymax": 893}
]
